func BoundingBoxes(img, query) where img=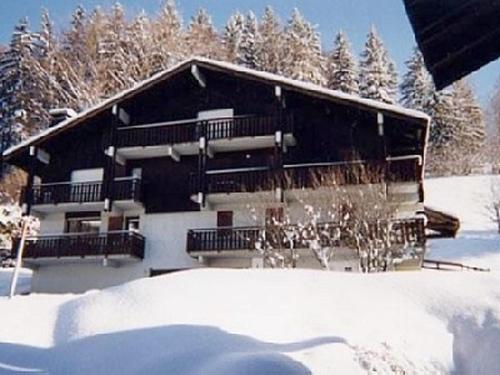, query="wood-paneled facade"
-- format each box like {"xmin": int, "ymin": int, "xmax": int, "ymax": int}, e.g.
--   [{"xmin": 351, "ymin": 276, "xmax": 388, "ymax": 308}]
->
[{"xmin": 3, "ymin": 59, "xmax": 429, "ymax": 290}]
